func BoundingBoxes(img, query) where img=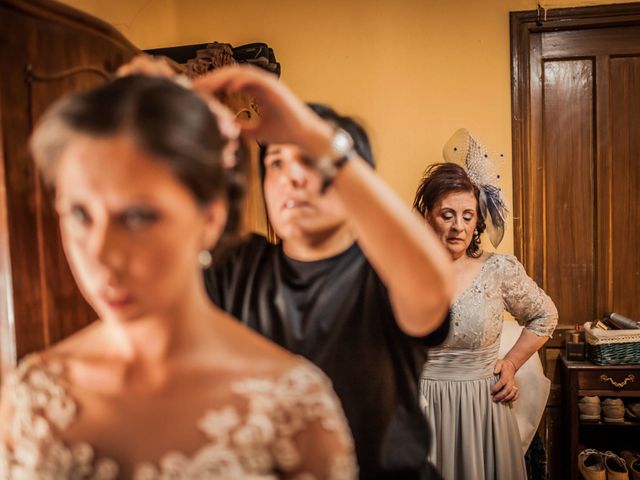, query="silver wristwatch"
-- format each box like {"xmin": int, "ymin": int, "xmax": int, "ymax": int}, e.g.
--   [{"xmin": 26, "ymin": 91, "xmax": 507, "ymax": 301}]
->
[{"xmin": 315, "ymin": 127, "xmax": 357, "ymax": 193}]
